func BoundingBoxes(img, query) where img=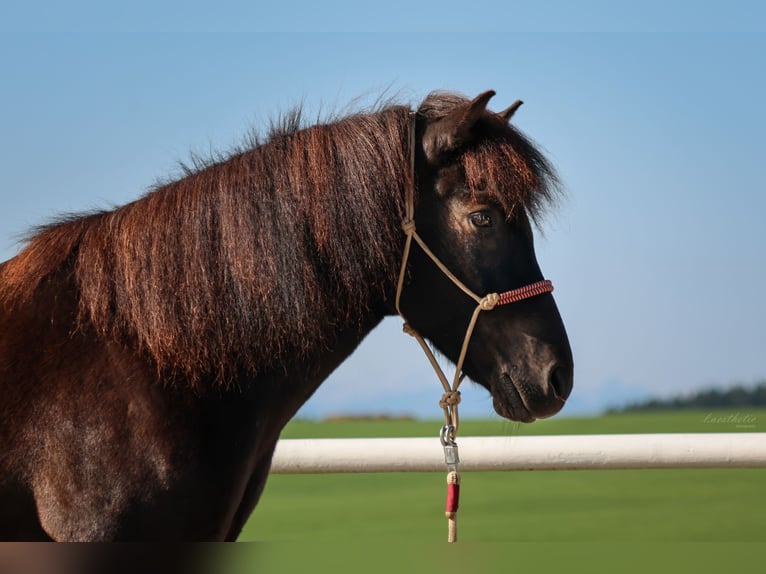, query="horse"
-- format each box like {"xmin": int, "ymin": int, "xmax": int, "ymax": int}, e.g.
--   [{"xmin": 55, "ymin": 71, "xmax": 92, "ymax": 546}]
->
[{"xmin": 0, "ymin": 90, "xmax": 573, "ymax": 541}]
